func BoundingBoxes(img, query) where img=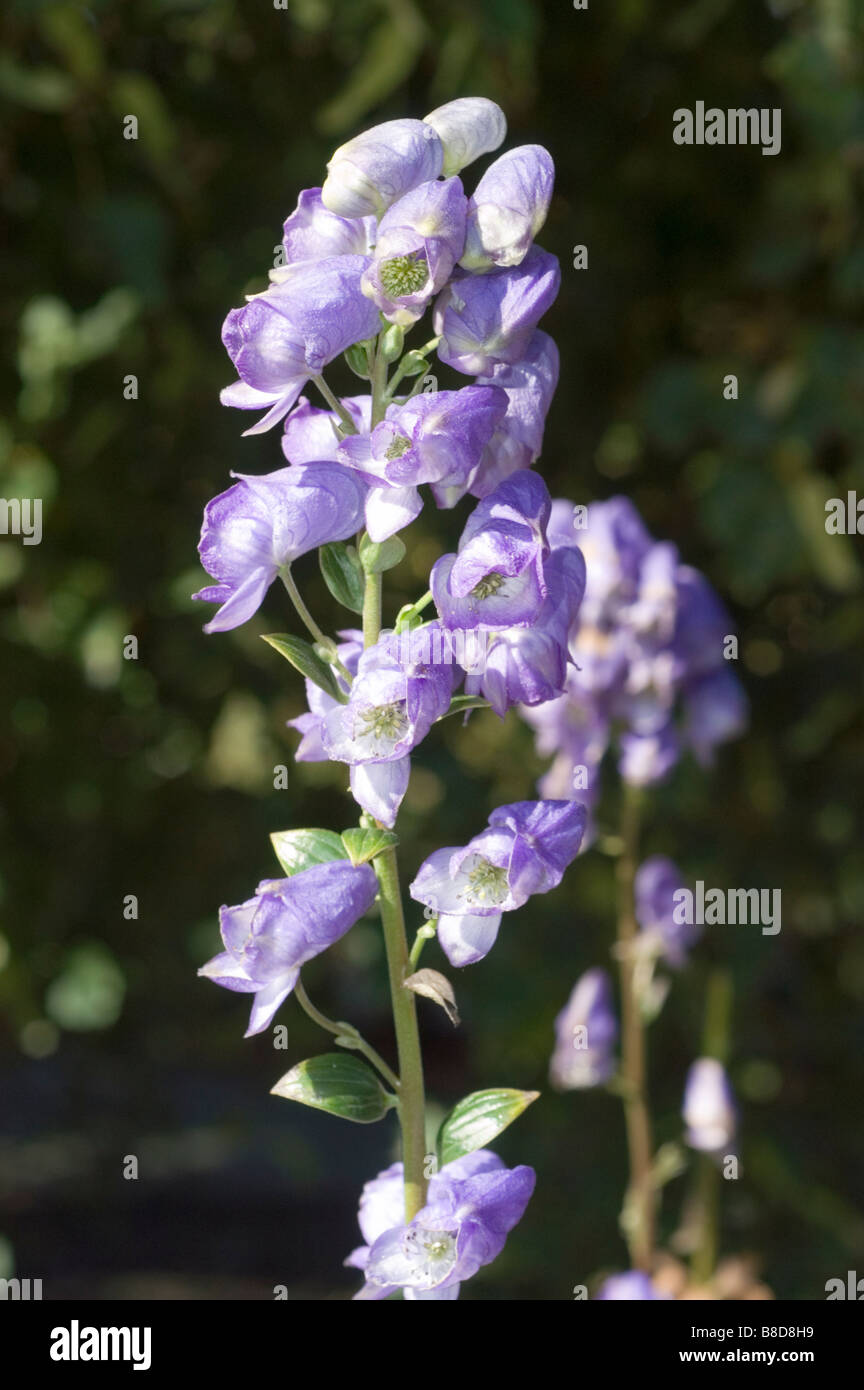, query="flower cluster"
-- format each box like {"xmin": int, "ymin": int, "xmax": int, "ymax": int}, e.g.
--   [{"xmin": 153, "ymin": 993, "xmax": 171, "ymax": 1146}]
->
[{"xmin": 521, "ymin": 495, "xmax": 748, "ymax": 810}]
